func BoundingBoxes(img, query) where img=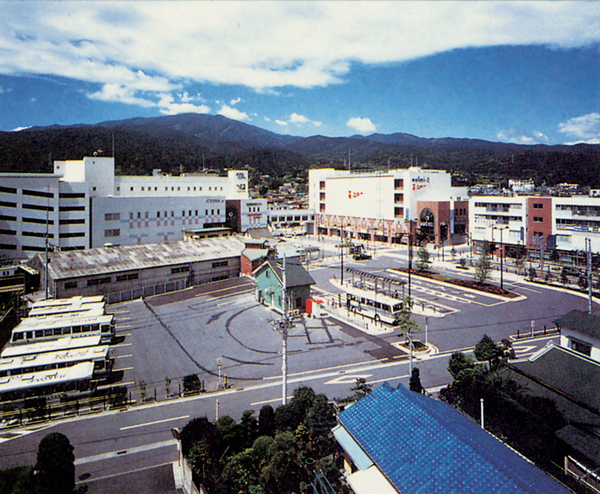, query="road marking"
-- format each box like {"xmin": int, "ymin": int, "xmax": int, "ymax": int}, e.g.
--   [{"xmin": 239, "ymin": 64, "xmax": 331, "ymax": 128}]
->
[
  {"xmin": 96, "ymin": 381, "xmax": 134, "ymax": 390},
  {"xmin": 75, "ymin": 439, "xmax": 177, "ymax": 465},
  {"xmin": 113, "ymin": 343, "xmax": 132, "ymax": 348},
  {"xmin": 113, "ymin": 354, "xmax": 133, "ymax": 359},
  {"xmin": 120, "ymin": 414, "xmax": 189, "ymax": 431},
  {"xmin": 251, "ymin": 396, "xmax": 293, "ymax": 406},
  {"xmin": 117, "ymin": 324, "xmax": 131, "ymax": 328},
  {"xmin": 262, "ymin": 358, "xmax": 389, "ymax": 380},
  {"xmin": 76, "ymin": 461, "xmax": 176, "ymax": 485},
  {"xmin": 324, "ymin": 374, "xmax": 372, "ymax": 385},
  {"xmin": 368, "ymin": 374, "xmax": 409, "ymax": 385},
  {"xmin": 513, "ymin": 344, "xmax": 538, "ymax": 355}
]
